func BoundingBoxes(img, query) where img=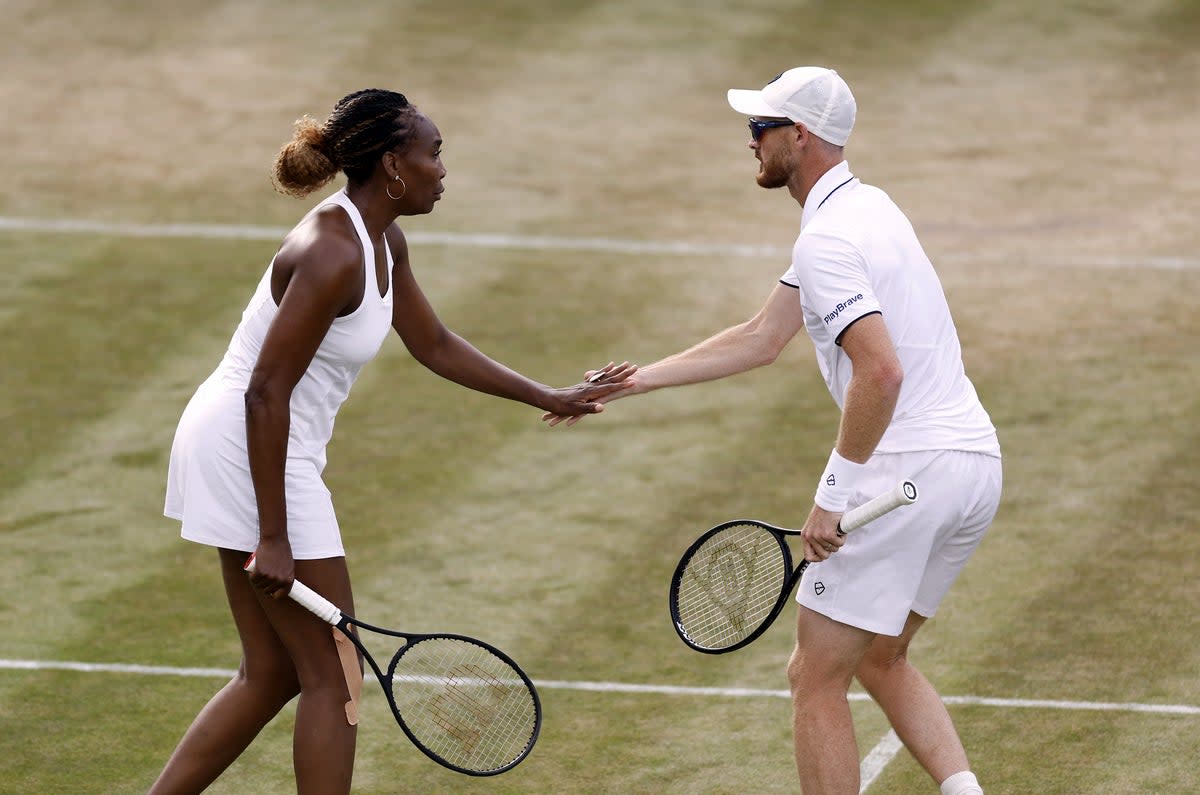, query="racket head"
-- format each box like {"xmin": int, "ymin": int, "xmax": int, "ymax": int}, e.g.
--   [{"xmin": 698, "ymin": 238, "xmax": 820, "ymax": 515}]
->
[
  {"xmin": 669, "ymin": 520, "xmax": 794, "ymax": 654},
  {"xmin": 382, "ymin": 633, "xmax": 541, "ymax": 776}
]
